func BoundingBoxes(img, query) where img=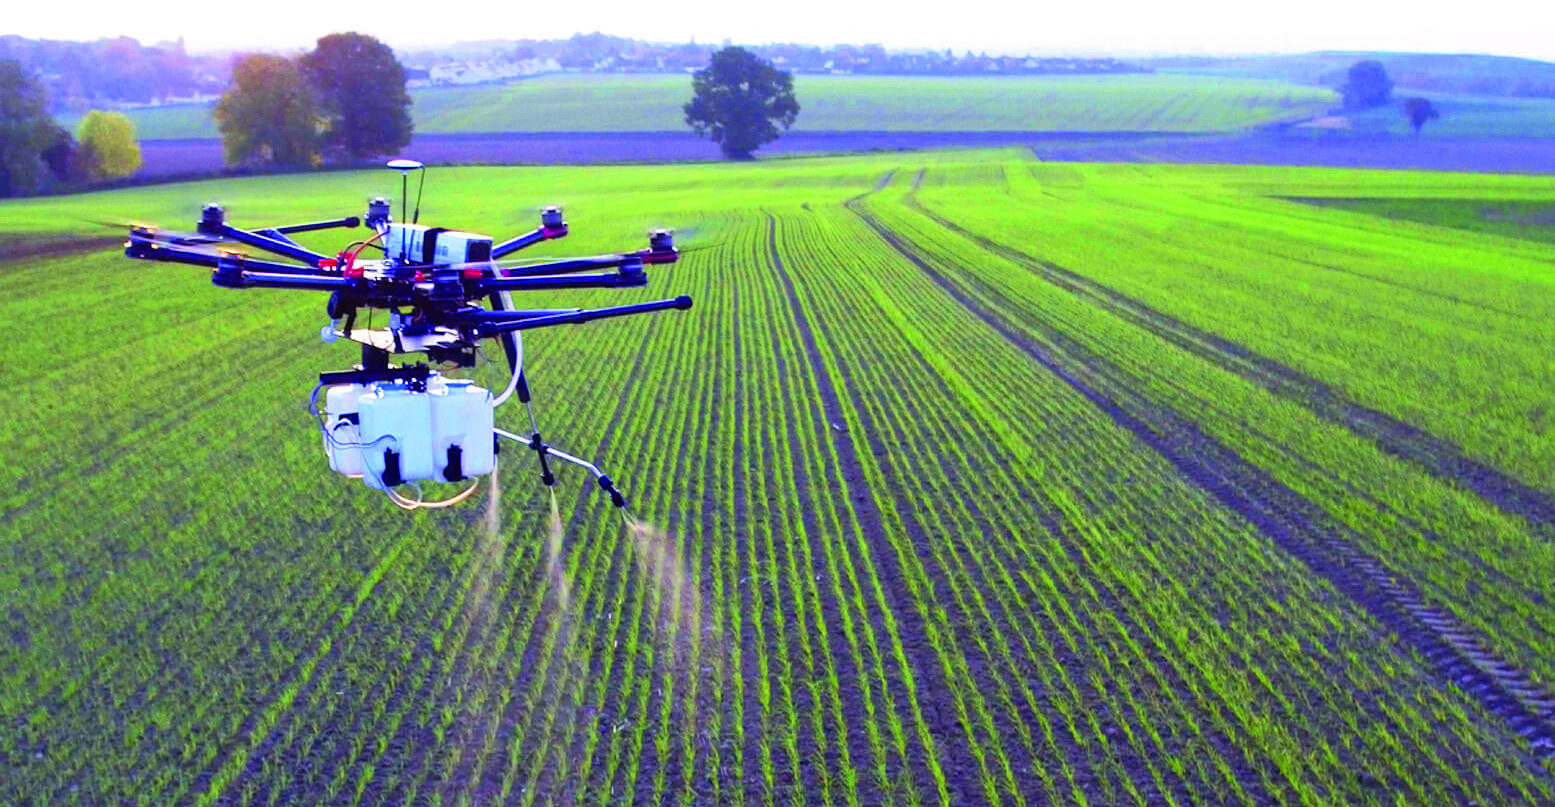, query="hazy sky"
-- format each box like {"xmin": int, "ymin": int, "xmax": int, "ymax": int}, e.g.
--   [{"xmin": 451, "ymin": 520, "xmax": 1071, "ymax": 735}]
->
[{"xmin": 6, "ymin": 0, "xmax": 1553, "ymax": 61}]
